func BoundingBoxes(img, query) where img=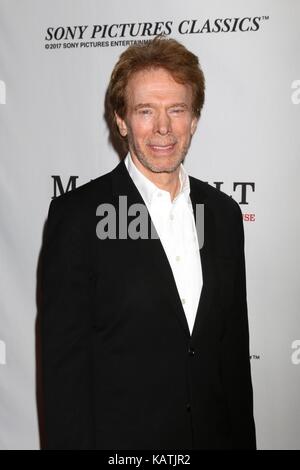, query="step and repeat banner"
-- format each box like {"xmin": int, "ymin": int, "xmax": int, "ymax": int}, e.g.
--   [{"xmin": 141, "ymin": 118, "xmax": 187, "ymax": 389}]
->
[{"xmin": 0, "ymin": 0, "xmax": 299, "ymax": 450}]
